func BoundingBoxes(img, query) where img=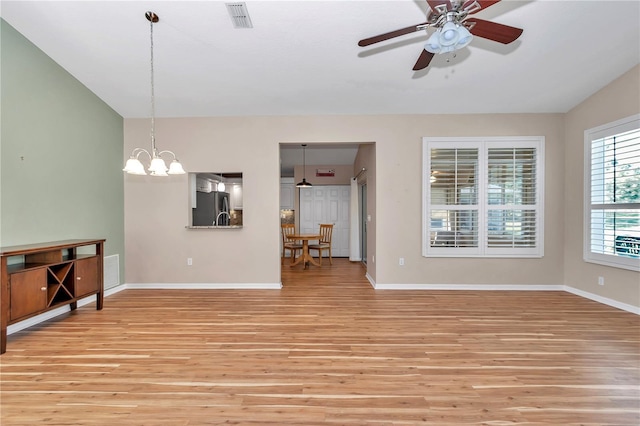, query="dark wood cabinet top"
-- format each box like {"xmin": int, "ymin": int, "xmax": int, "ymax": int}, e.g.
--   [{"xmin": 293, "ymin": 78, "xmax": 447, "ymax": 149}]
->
[{"xmin": 0, "ymin": 239, "xmax": 105, "ymax": 257}]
